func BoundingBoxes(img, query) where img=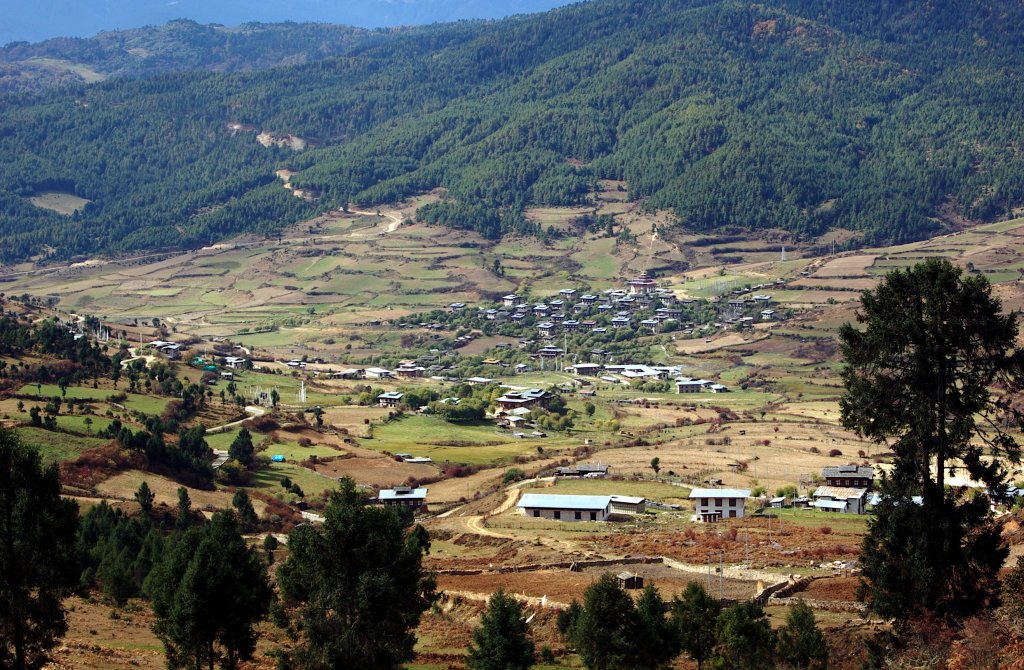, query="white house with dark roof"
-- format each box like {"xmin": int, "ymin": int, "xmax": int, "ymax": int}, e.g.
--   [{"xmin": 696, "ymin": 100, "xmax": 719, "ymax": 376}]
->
[
  {"xmin": 812, "ymin": 486, "xmax": 868, "ymax": 514},
  {"xmin": 689, "ymin": 488, "xmax": 750, "ymax": 522},
  {"xmin": 518, "ymin": 493, "xmax": 611, "ymax": 521}
]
